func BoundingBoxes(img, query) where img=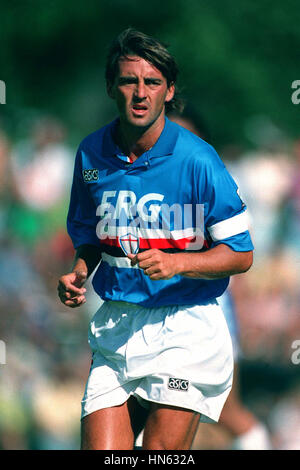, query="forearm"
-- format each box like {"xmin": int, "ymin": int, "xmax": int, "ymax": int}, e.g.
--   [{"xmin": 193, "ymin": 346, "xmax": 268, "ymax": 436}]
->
[
  {"xmin": 172, "ymin": 244, "xmax": 253, "ymax": 279},
  {"xmin": 71, "ymin": 244, "xmax": 102, "ymax": 277}
]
